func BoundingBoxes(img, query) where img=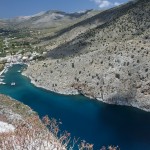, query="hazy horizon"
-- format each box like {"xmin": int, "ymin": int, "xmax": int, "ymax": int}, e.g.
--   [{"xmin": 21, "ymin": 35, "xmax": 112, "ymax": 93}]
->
[{"xmin": 0, "ymin": 0, "xmax": 128, "ymax": 18}]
